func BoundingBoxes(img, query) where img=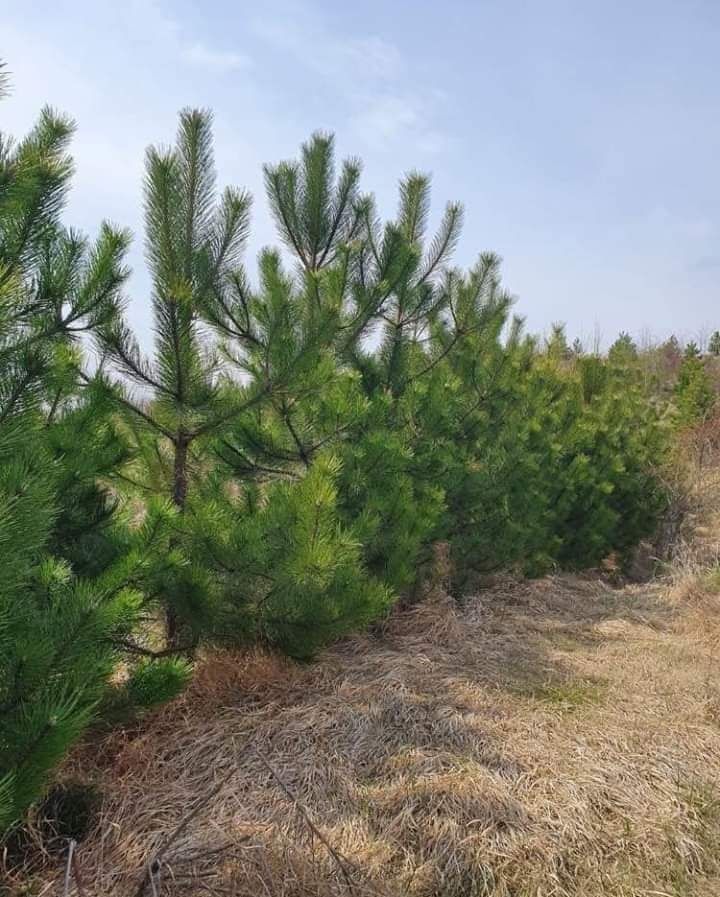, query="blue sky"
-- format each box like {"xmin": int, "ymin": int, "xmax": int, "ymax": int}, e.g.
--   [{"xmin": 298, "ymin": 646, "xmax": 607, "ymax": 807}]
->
[{"xmin": 3, "ymin": 0, "xmax": 719, "ymax": 347}]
